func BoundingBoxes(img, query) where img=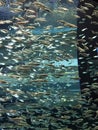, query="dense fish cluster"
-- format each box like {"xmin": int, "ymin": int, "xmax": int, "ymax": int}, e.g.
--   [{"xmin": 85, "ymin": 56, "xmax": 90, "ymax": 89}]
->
[
  {"xmin": 0, "ymin": 0, "xmax": 98, "ymax": 129},
  {"xmin": 0, "ymin": 0, "xmax": 78, "ymax": 85}
]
